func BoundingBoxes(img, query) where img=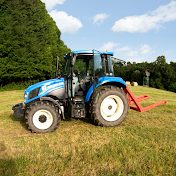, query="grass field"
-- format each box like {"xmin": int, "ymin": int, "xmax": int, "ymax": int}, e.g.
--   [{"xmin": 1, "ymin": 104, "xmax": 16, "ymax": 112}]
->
[{"xmin": 0, "ymin": 86, "xmax": 175, "ymax": 175}]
